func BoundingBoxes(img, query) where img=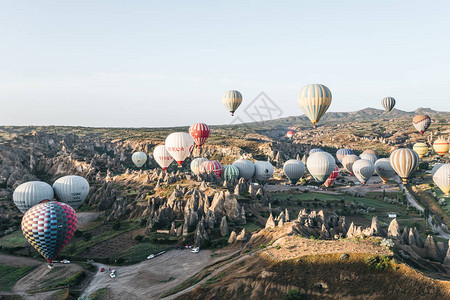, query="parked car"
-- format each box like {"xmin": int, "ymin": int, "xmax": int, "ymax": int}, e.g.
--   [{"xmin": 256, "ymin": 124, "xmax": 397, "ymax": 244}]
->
[
  {"xmin": 147, "ymin": 254, "xmax": 155, "ymax": 259},
  {"xmin": 61, "ymin": 259, "xmax": 70, "ymax": 264},
  {"xmin": 100, "ymin": 267, "xmax": 105, "ymax": 272},
  {"xmin": 190, "ymin": 247, "xmax": 200, "ymax": 253},
  {"xmin": 110, "ymin": 270, "xmax": 116, "ymax": 278}
]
